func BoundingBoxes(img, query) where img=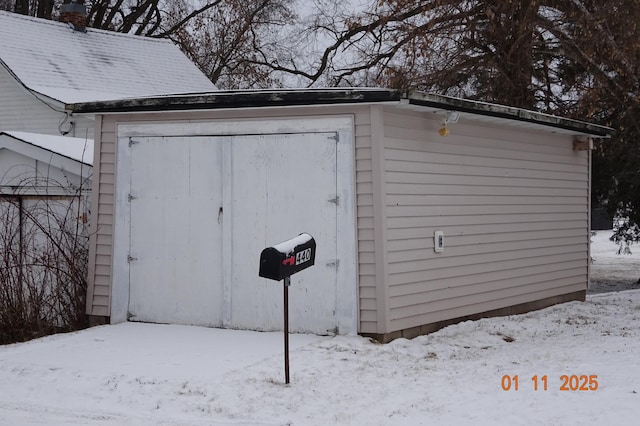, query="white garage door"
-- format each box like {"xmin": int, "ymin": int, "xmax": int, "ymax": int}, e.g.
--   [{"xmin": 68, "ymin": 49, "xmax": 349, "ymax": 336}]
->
[
  {"xmin": 228, "ymin": 133, "xmax": 338, "ymax": 333},
  {"xmin": 128, "ymin": 137, "xmax": 224, "ymax": 326},
  {"xmin": 126, "ymin": 132, "xmax": 342, "ymax": 334}
]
